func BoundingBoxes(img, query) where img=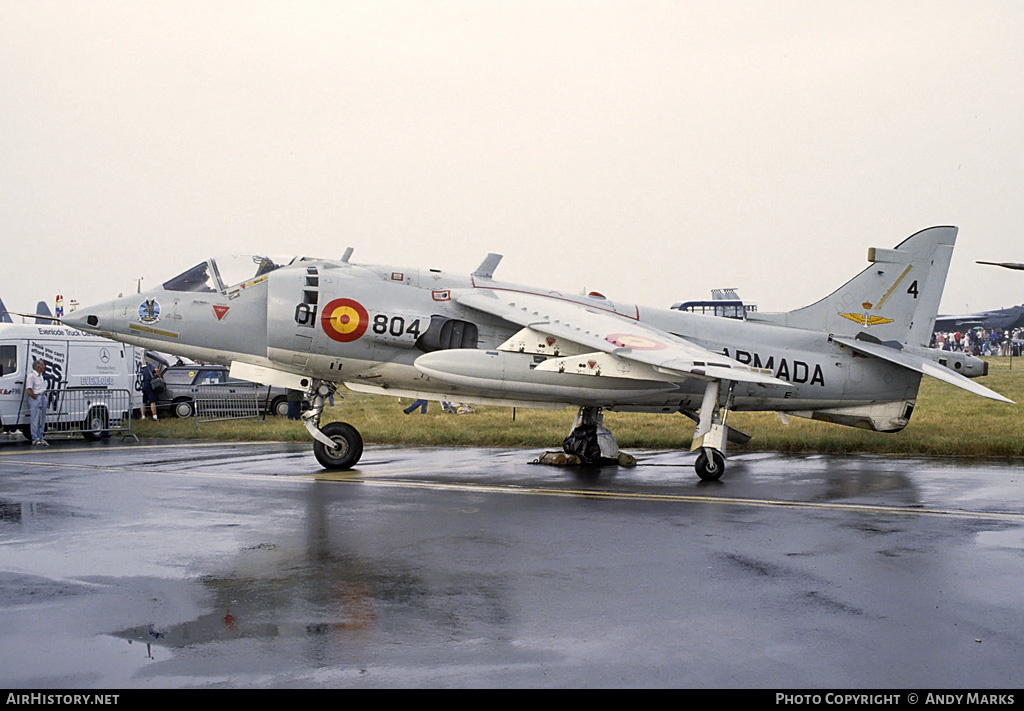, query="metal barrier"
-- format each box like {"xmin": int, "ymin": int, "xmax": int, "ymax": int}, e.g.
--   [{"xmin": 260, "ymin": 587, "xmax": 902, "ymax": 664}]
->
[
  {"xmin": 44, "ymin": 387, "xmax": 137, "ymax": 442},
  {"xmin": 191, "ymin": 382, "xmax": 262, "ymax": 424}
]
